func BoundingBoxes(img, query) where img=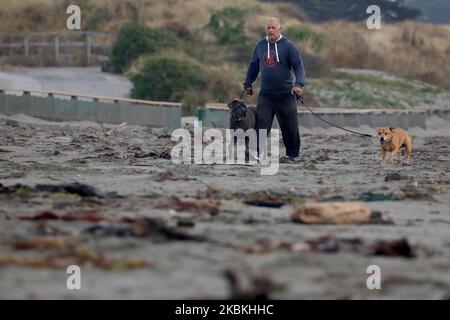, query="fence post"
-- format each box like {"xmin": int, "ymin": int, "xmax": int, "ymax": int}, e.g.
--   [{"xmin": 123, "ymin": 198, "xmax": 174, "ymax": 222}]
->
[
  {"xmin": 85, "ymin": 34, "xmax": 91, "ymax": 66},
  {"xmin": 23, "ymin": 34, "xmax": 30, "ymax": 61},
  {"xmin": 54, "ymin": 35, "xmax": 60, "ymax": 65},
  {"xmin": 22, "ymin": 91, "xmax": 31, "ymax": 114}
]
